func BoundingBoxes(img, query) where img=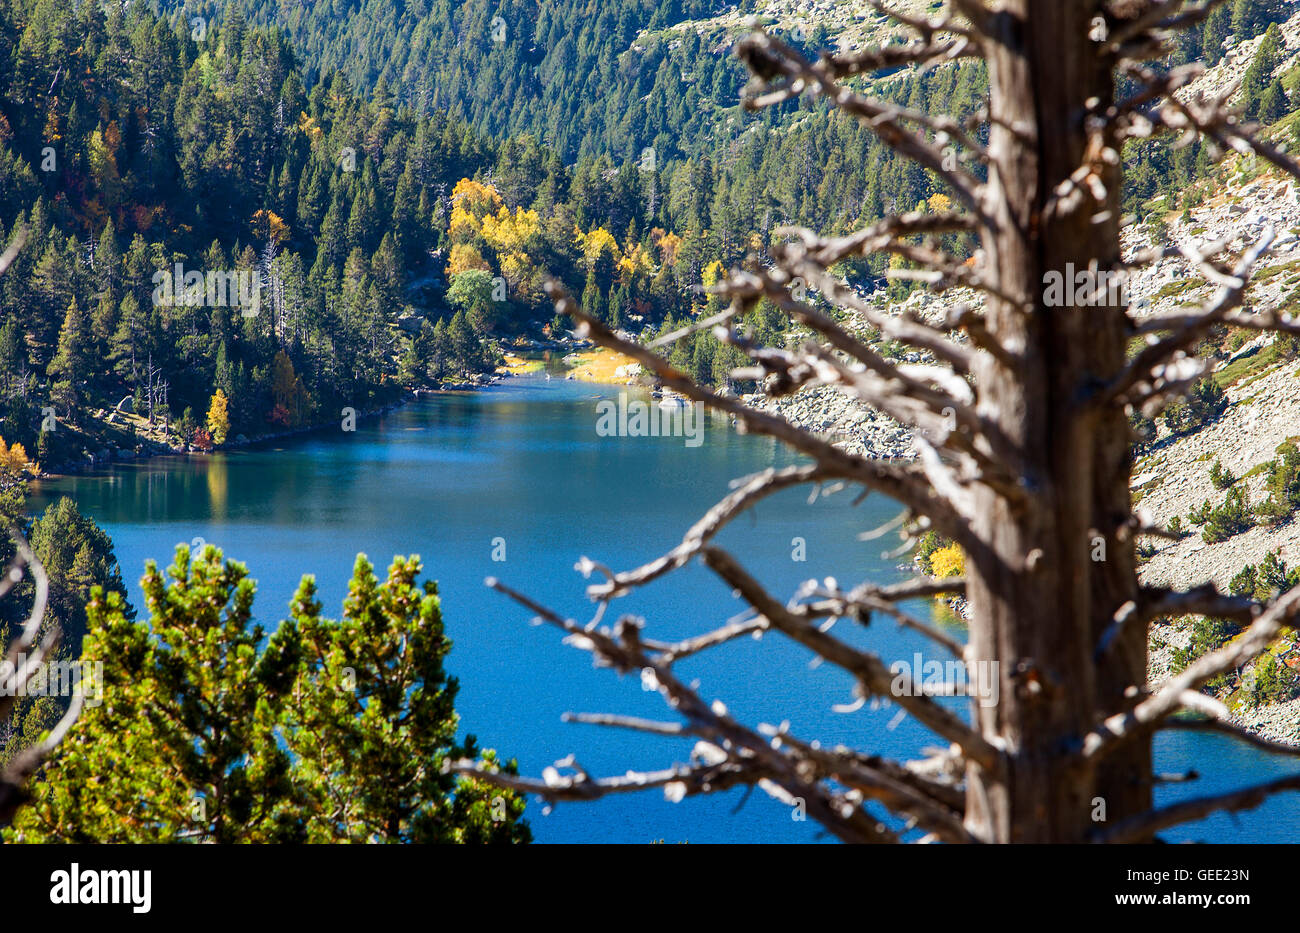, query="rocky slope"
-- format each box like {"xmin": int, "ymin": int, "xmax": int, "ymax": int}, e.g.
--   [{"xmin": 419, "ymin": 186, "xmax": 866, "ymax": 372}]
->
[{"xmin": 635, "ymin": 0, "xmax": 934, "ymax": 52}]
